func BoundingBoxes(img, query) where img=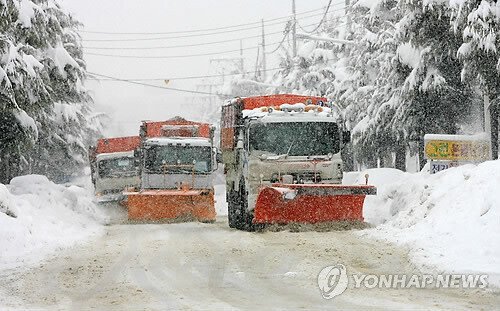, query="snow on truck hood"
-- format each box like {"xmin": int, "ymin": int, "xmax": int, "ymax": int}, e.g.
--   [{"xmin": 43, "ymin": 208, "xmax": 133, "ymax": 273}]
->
[{"xmin": 145, "ymin": 137, "xmax": 212, "ymax": 147}]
